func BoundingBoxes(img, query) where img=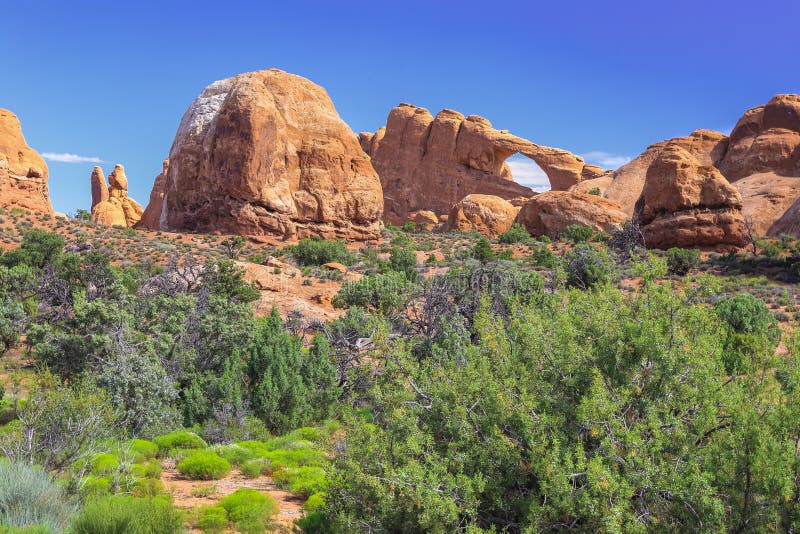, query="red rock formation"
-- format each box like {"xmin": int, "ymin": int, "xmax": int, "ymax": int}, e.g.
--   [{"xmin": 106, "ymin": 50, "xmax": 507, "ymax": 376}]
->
[
  {"xmin": 361, "ymin": 103, "xmax": 597, "ymax": 223},
  {"xmin": 143, "ymin": 69, "xmax": 383, "ymax": 240},
  {"xmin": 514, "ymin": 191, "xmax": 627, "ymax": 237},
  {"xmin": 719, "ymin": 94, "xmax": 800, "ymax": 182},
  {"xmin": 634, "ymin": 145, "xmax": 747, "ymax": 249},
  {"xmin": 90, "ymin": 165, "xmax": 143, "ymax": 227},
  {"xmin": 0, "ymin": 109, "xmax": 52, "ymax": 214},
  {"xmin": 138, "ymin": 159, "xmax": 168, "ymax": 230},
  {"xmin": 735, "ymin": 173, "xmax": 800, "ymax": 237},
  {"xmin": 603, "ymin": 130, "xmax": 729, "ymax": 216},
  {"xmin": 446, "ymin": 194, "xmax": 519, "ymax": 237}
]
